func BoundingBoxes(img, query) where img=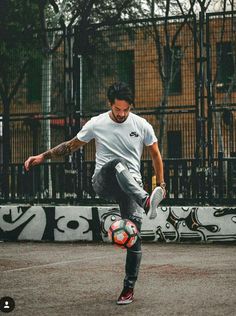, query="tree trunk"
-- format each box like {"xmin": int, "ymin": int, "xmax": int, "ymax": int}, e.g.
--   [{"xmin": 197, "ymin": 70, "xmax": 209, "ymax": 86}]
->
[{"xmin": 158, "ymin": 83, "xmax": 169, "ymax": 154}]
